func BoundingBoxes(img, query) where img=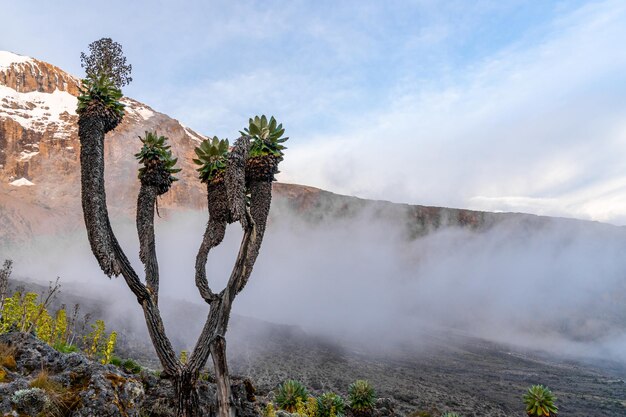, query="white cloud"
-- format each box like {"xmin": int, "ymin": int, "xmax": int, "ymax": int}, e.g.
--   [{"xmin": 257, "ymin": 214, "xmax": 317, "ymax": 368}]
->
[
  {"xmin": 280, "ymin": 0, "xmax": 626, "ymax": 224},
  {"xmin": 3, "ymin": 0, "xmax": 626, "ymax": 223}
]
